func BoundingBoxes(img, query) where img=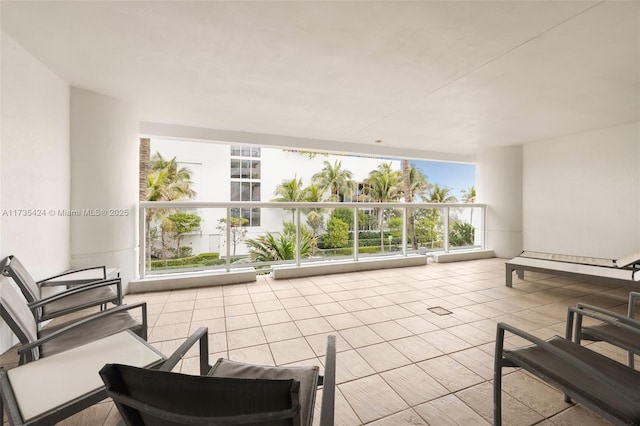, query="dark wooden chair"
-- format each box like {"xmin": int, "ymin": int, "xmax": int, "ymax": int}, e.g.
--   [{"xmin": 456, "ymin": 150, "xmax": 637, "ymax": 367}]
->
[
  {"xmin": 100, "ymin": 335, "xmax": 337, "ymax": 426},
  {"xmin": 494, "ymin": 322, "xmax": 640, "ymax": 426},
  {"xmin": 1, "ymin": 255, "xmax": 122, "ymax": 322},
  {"xmin": 0, "ymin": 276, "xmax": 146, "ymax": 364}
]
